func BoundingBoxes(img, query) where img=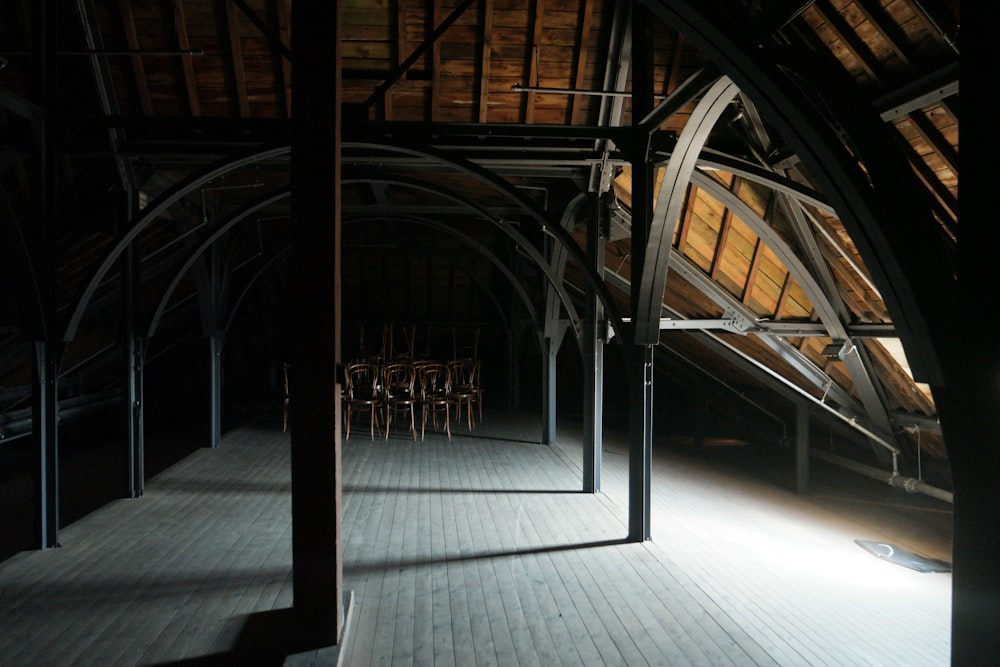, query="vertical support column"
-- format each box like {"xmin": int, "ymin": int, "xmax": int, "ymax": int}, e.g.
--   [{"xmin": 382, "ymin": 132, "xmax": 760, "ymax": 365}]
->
[
  {"xmin": 125, "ymin": 334, "xmax": 145, "ymax": 497},
  {"xmin": 209, "ymin": 334, "xmax": 223, "ymax": 449},
  {"xmin": 541, "ymin": 336, "xmax": 557, "ymax": 444},
  {"xmin": 795, "ymin": 402, "xmax": 809, "ymax": 494},
  {"xmin": 123, "ymin": 240, "xmax": 145, "ymax": 496},
  {"xmin": 32, "ymin": 342, "xmax": 59, "ymax": 549},
  {"xmin": 289, "ymin": 0, "xmax": 344, "ymax": 646},
  {"xmin": 122, "ymin": 181, "xmax": 144, "ymax": 496},
  {"xmin": 627, "ymin": 0, "xmax": 654, "ymax": 542},
  {"xmin": 627, "ymin": 344, "xmax": 653, "ymax": 541},
  {"xmin": 31, "ymin": 0, "xmax": 59, "ymax": 550},
  {"xmin": 582, "ymin": 194, "xmax": 606, "ymax": 492}
]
